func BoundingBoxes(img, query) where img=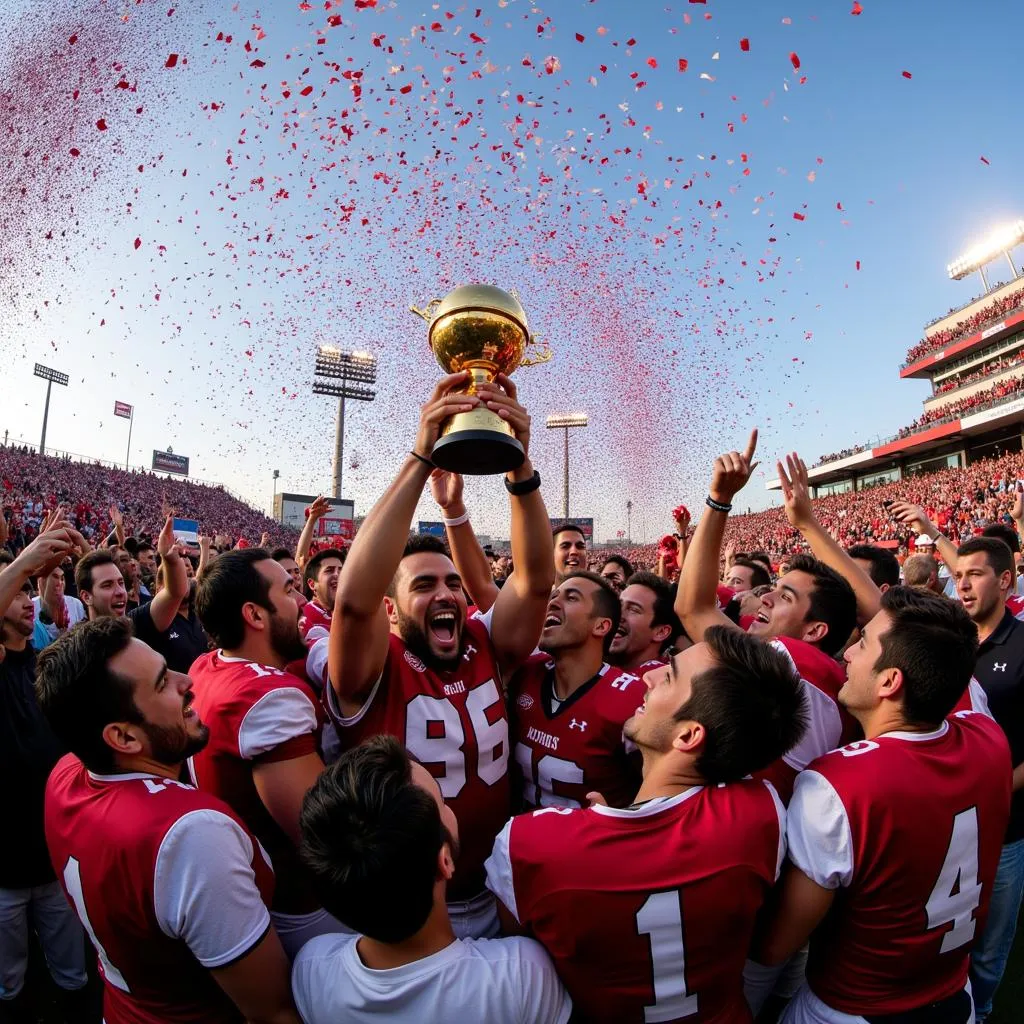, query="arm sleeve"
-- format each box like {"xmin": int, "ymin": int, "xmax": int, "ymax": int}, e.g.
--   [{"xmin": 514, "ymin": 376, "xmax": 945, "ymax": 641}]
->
[
  {"xmin": 153, "ymin": 809, "xmax": 271, "ymax": 967},
  {"xmin": 513, "ymin": 937, "xmax": 573, "ymax": 1024},
  {"xmin": 237, "ymin": 687, "xmax": 318, "ymax": 761},
  {"xmin": 786, "ymin": 770, "xmax": 854, "ymax": 890},
  {"xmin": 484, "ymin": 818, "xmax": 520, "ymax": 923}
]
